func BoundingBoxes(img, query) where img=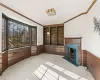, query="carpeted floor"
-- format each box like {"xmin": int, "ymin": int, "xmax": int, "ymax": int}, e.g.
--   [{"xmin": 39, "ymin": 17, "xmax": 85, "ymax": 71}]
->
[{"xmin": 0, "ymin": 53, "xmax": 94, "ymax": 80}]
